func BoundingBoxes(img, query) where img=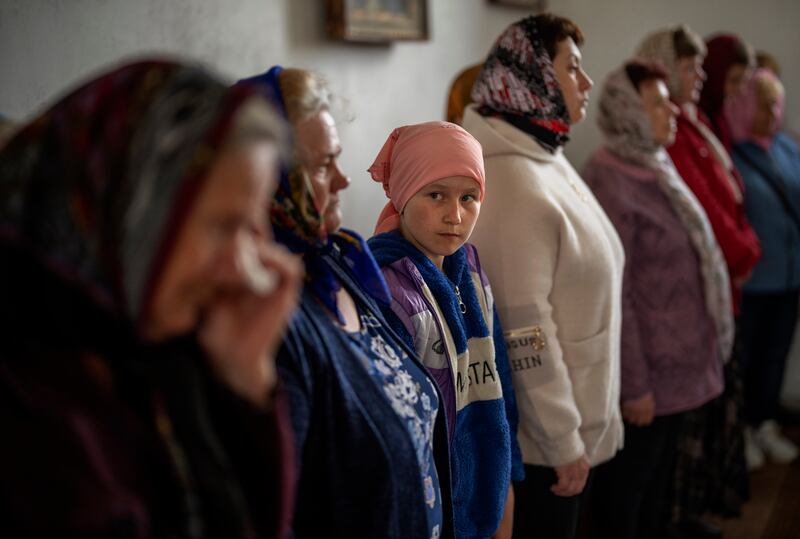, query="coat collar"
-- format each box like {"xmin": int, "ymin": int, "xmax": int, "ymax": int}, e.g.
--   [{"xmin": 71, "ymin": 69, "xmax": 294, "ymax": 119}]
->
[
  {"xmin": 463, "ymin": 105, "xmax": 561, "ymax": 164},
  {"xmin": 594, "ymin": 146, "xmax": 660, "ymax": 183}
]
